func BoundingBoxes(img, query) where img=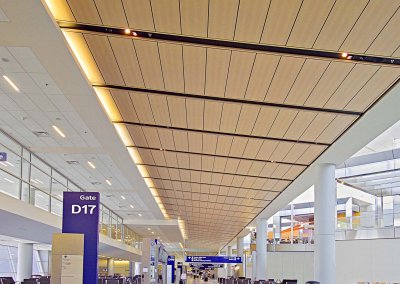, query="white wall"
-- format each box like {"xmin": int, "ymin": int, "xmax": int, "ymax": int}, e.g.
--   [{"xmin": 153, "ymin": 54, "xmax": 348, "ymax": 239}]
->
[{"xmin": 266, "ymin": 239, "xmax": 400, "ymax": 284}]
